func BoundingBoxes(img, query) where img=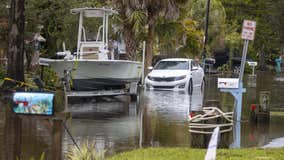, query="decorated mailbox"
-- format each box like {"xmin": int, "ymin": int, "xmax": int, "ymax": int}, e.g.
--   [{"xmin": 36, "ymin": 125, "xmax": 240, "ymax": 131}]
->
[
  {"xmin": 13, "ymin": 92, "xmax": 54, "ymax": 116},
  {"xmin": 217, "ymin": 78, "xmax": 239, "ymax": 89}
]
